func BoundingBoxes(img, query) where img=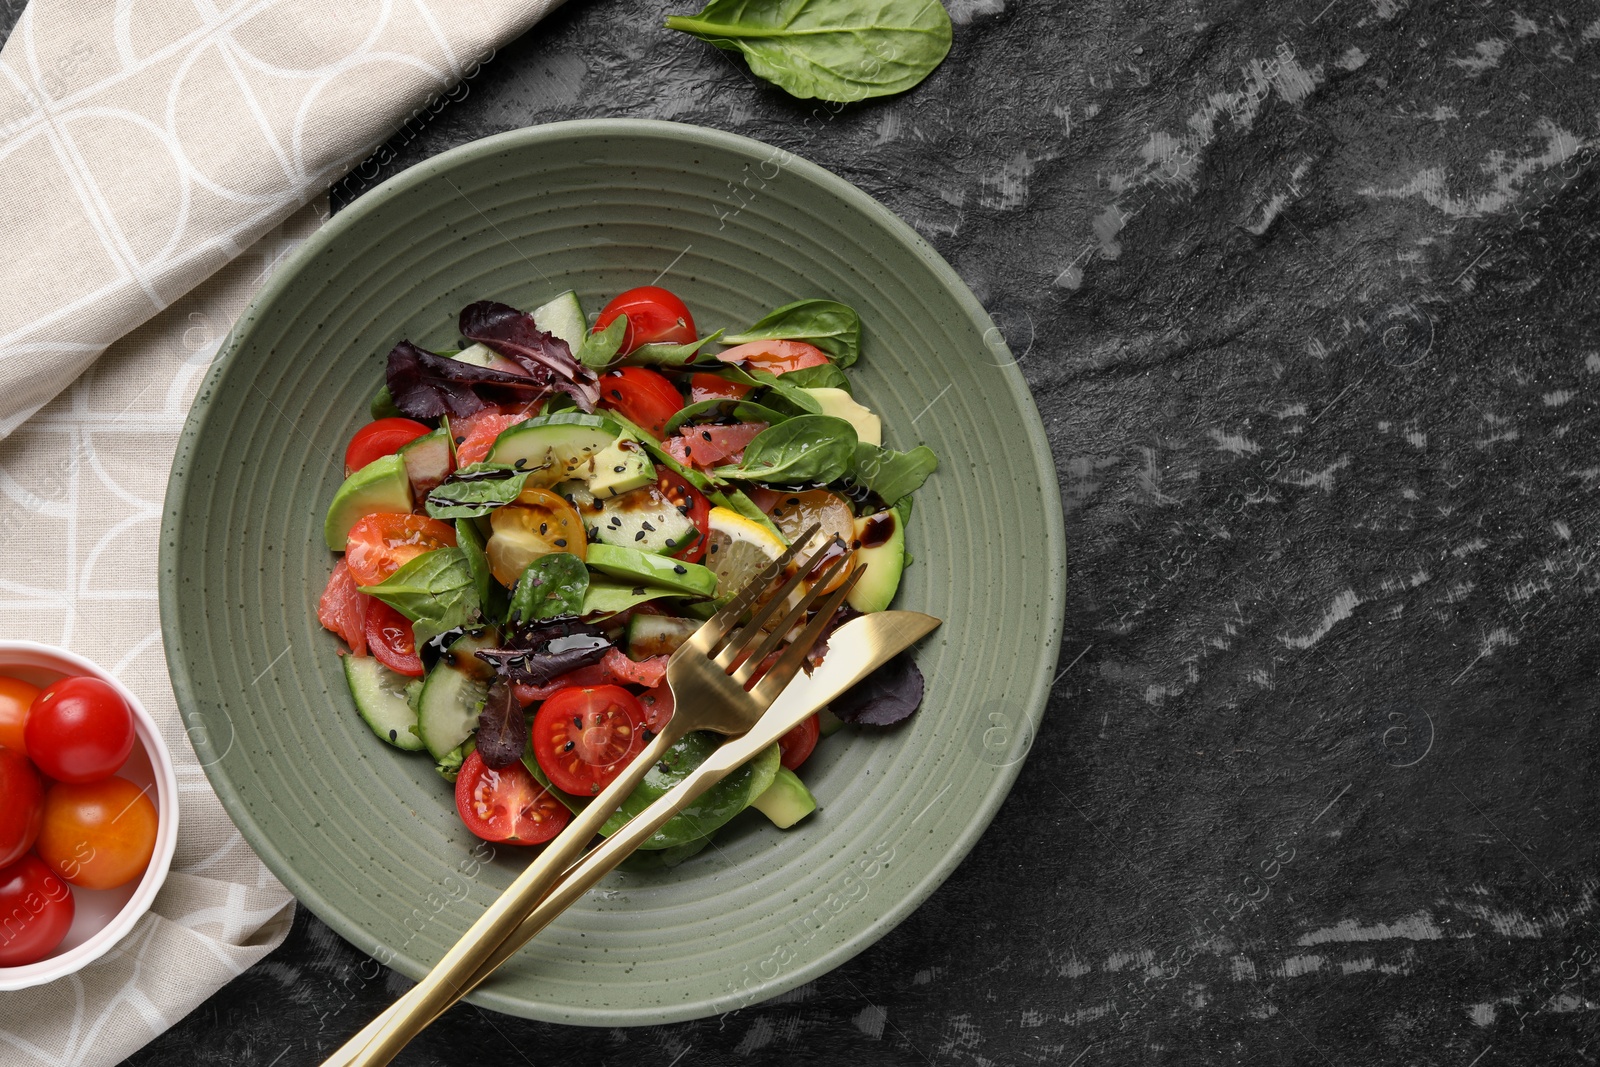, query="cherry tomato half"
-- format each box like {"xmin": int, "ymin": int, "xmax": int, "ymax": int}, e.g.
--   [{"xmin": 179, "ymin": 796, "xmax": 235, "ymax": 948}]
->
[
  {"xmin": 344, "ymin": 418, "xmax": 432, "ymax": 475},
  {"xmin": 365, "ymin": 600, "xmax": 424, "ymax": 677},
  {"xmin": 0, "ymin": 748, "xmax": 44, "ymax": 868},
  {"xmin": 344, "ymin": 513, "xmax": 458, "ymax": 588},
  {"xmin": 532, "ymin": 685, "xmax": 648, "ymax": 797},
  {"xmin": 454, "ymin": 751, "xmax": 570, "ymax": 845},
  {"xmin": 37, "ymin": 777, "xmax": 159, "ymax": 890},
  {"xmin": 594, "ymin": 286, "xmax": 697, "ymax": 352},
  {"xmin": 0, "ymin": 675, "xmax": 39, "ymax": 755},
  {"xmin": 779, "ymin": 713, "xmax": 821, "ymax": 771},
  {"xmin": 0, "ymin": 854, "xmax": 74, "ymax": 966},
  {"xmin": 597, "ymin": 367, "xmax": 685, "ymax": 440},
  {"xmin": 658, "ymin": 468, "xmax": 711, "ymax": 564},
  {"xmin": 716, "ymin": 340, "xmax": 831, "ymax": 374},
  {"xmin": 25, "ymin": 677, "xmax": 136, "ymax": 784},
  {"xmin": 486, "ymin": 487, "xmax": 588, "ymax": 587},
  {"xmin": 688, "ymin": 372, "xmax": 751, "ymax": 403}
]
